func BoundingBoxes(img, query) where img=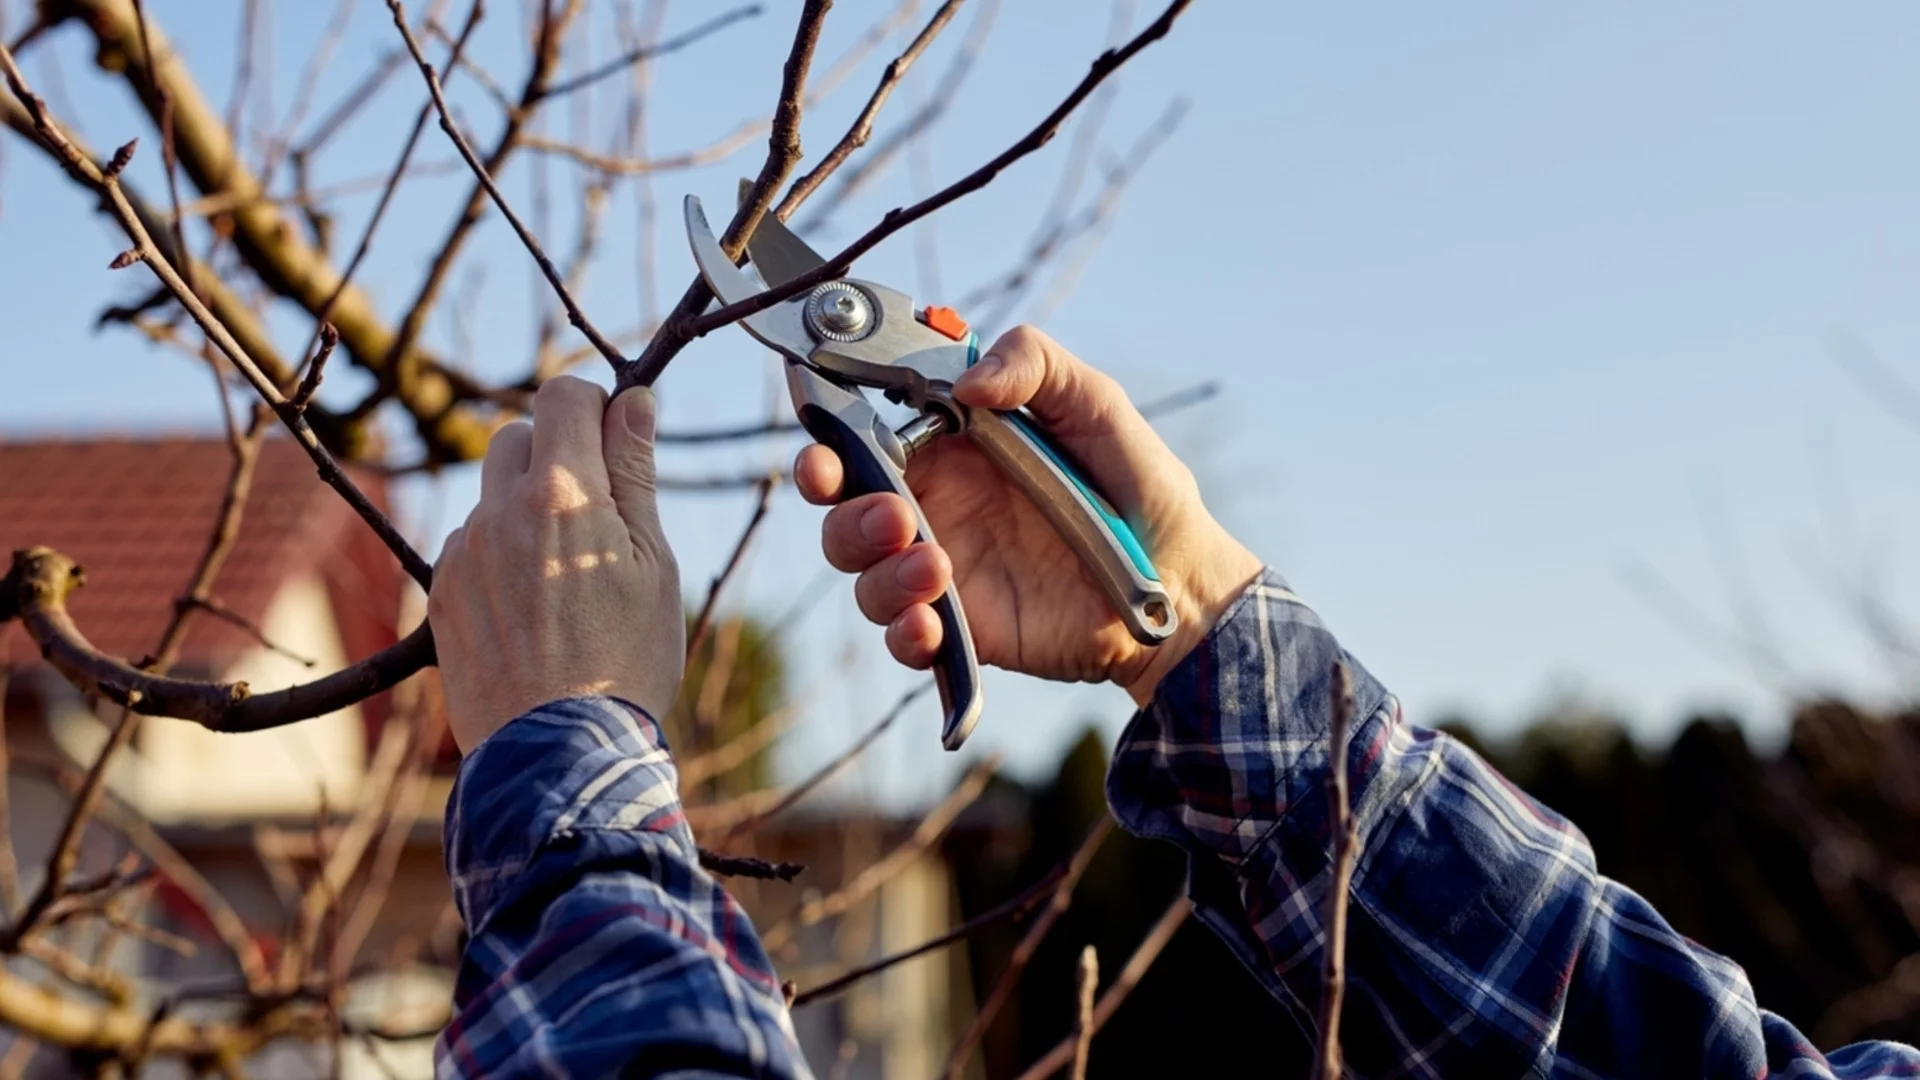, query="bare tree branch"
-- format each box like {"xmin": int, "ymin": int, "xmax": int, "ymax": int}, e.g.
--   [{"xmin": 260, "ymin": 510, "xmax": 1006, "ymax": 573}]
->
[
  {"xmin": 790, "ymin": 862, "xmax": 1066, "ymax": 1007},
  {"xmin": 45, "ymin": 0, "xmax": 499, "ymax": 461},
  {"xmin": 943, "ymin": 814, "xmax": 1116, "ymax": 1080},
  {"xmin": 1010, "ymin": 894, "xmax": 1192, "ymax": 1080},
  {"xmin": 774, "ymin": 0, "xmax": 967, "ymax": 217},
  {"xmin": 540, "ymin": 4, "xmax": 764, "ymax": 101},
  {"xmin": 1314, "ymin": 661, "xmax": 1358, "ymax": 1080},
  {"xmin": 639, "ymin": 0, "xmax": 1195, "ymax": 383},
  {"xmin": 0, "ymin": 551, "xmax": 434, "ymax": 732},
  {"xmin": 386, "ymin": 0, "xmax": 626, "ymax": 371},
  {"xmin": 758, "ymin": 755, "xmax": 998, "ymax": 952},
  {"xmin": 719, "ymin": 682, "xmax": 934, "ymax": 844},
  {"xmin": 686, "ymin": 476, "xmax": 778, "ymax": 663},
  {"xmin": 622, "ymin": 0, "xmax": 836, "ymax": 387},
  {"xmin": 1069, "ymin": 945, "xmax": 1098, "ymax": 1080}
]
